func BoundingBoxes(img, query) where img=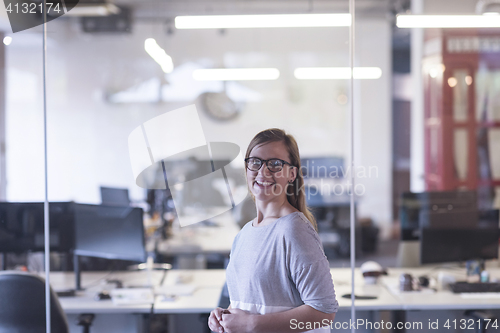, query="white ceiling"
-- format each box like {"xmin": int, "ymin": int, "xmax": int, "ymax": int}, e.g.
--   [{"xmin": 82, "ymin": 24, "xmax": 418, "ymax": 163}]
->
[{"xmin": 0, "ymin": 0, "xmax": 490, "ymax": 34}]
